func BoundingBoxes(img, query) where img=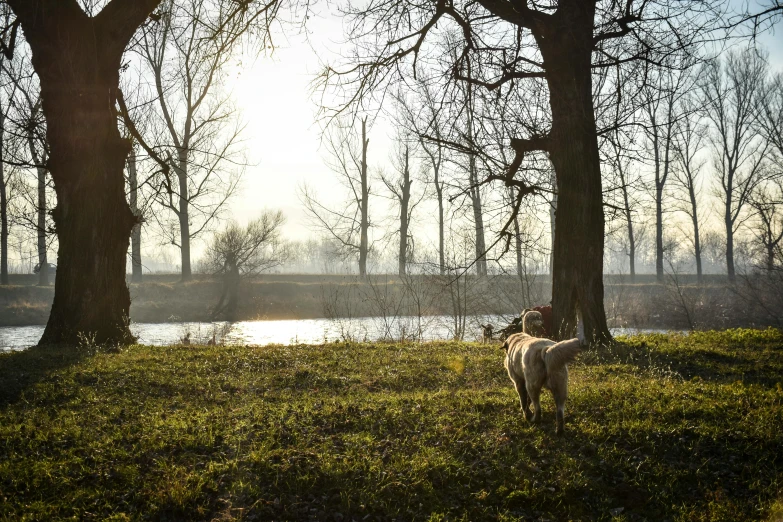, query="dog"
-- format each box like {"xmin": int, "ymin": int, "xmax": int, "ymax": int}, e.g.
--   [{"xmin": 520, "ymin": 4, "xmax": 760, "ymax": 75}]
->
[
  {"xmin": 503, "ymin": 331, "xmax": 582, "ymax": 436},
  {"xmin": 521, "ymin": 310, "xmax": 546, "ymax": 337},
  {"xmin": 480, "ymin": 324, "xmax": 494, "ymax": 344}
]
